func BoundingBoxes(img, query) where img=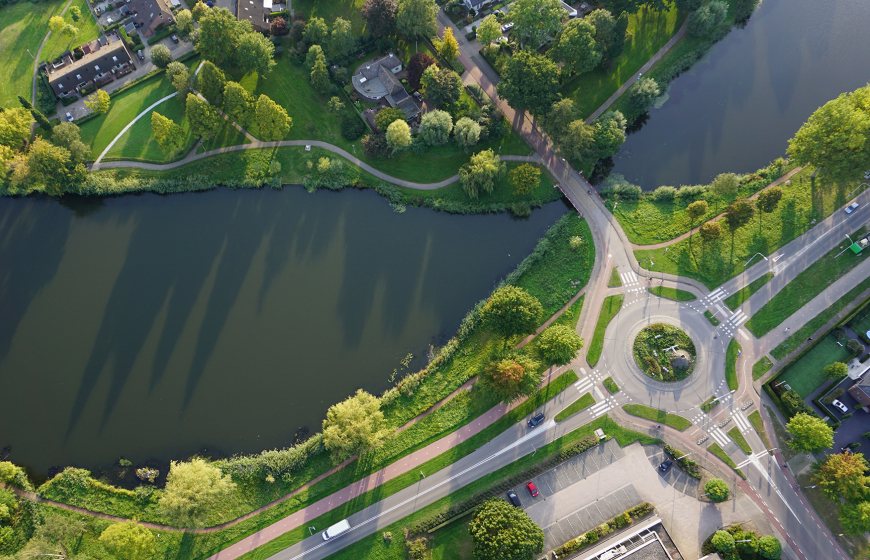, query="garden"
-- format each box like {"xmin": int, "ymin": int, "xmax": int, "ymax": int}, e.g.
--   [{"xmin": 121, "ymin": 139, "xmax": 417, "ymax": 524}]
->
[{"xmin": 632, "ymin": 323, "xmax": 696, "ymax": 382}]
